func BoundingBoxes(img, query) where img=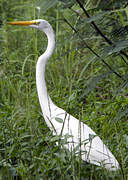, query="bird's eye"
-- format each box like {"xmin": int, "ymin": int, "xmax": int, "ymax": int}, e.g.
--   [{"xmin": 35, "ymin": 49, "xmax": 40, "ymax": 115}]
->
[{"xmin": 33, "ymin": 21, "xmax": 40, "ymax": 25}]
